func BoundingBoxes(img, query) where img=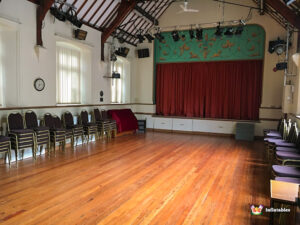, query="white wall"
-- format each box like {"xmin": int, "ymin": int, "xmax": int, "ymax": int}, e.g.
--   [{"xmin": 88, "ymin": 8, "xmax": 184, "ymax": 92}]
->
[
  {"xmin": 131, "ymin": 0, "xmax": 298, "ymax": 119},
  {"xmin": 0, "ymin": 0, "xmax": 133, "ymax": 108},
  {"xmin": 0, "ymin": 0, "xmax": 297, "ymax": 138}
]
